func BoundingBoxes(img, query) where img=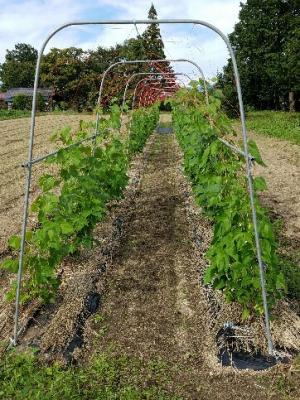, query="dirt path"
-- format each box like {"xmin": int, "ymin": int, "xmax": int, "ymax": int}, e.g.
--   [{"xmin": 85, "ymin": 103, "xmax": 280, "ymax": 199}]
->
[
  {"xmin": 82, "ymin": 131, "xmax": 298, "ymax": 399},
  {"xmin": 94, "ymin": 133, "xmax": 208, "ymax": 362}
]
